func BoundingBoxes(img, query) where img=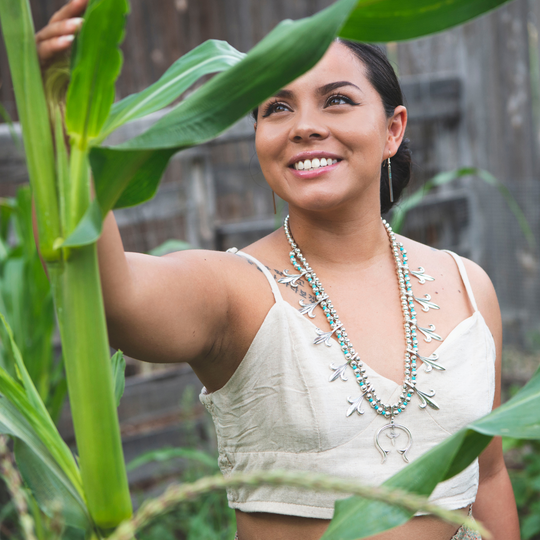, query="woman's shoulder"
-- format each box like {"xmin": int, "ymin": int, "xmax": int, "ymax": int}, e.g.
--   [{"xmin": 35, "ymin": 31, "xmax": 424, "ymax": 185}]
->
[{"xmin": 399, "ymin": 235, "xmax": 500, "ymax": 332}]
